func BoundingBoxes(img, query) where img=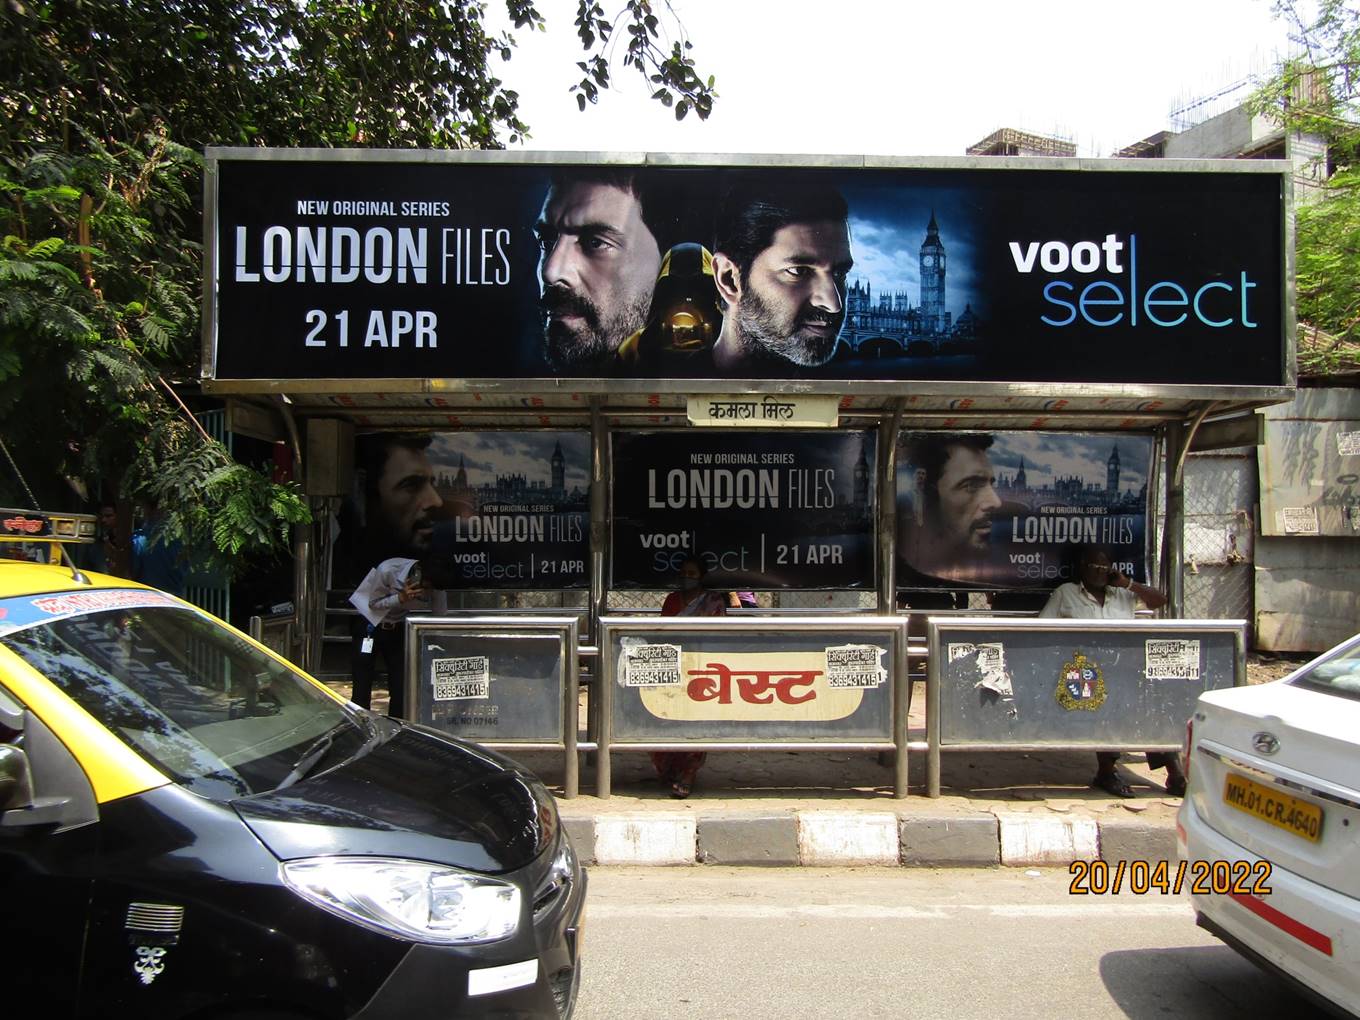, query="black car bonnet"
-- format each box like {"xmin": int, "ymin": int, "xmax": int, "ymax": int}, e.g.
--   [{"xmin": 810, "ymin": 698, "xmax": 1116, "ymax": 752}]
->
[{"xmin": 233, "ymin": 724, "xmax": 557, "ymax": 873}]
